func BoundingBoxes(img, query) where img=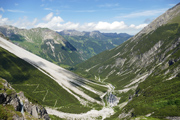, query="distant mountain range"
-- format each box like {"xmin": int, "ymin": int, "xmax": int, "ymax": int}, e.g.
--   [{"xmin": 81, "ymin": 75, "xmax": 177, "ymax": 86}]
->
[
  {"xmin": 0, "ymin": 2, "xmax": 180, "ymax": 120},
  {"xmin": 58, "ymin": 30, "xmax": 132, "ymax": 60},
  {"xmin": 0, "ymin": 26, "xmax": 131, "ymax": 67},
  {"xmin": 0, "ymin": 26, "xmax": 83, "ymax": 66}
]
